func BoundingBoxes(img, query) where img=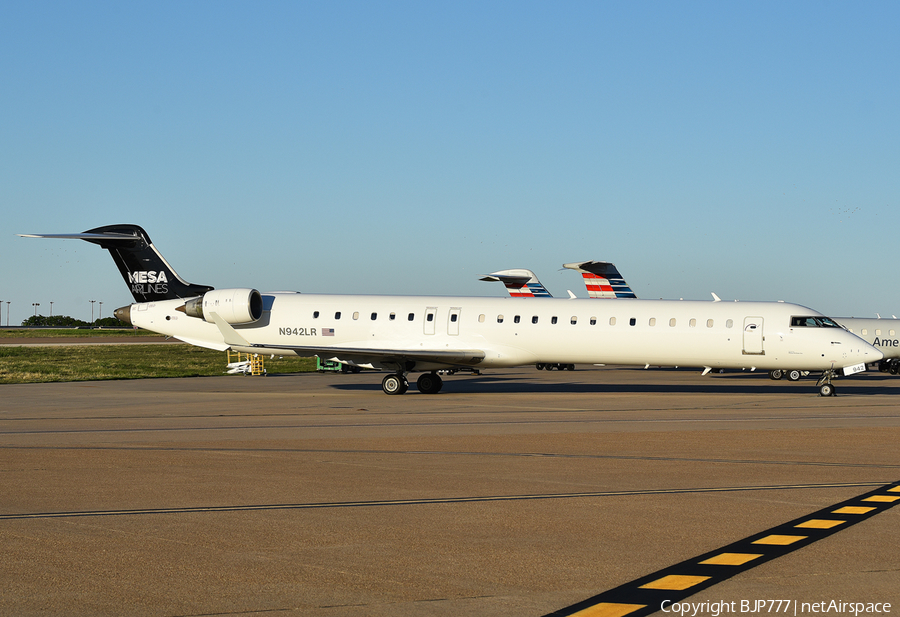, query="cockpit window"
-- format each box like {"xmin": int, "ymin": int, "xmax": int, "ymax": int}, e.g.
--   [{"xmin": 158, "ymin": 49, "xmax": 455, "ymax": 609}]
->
[{"xmin": 791, "ymin": 316, "xmax": 840, "ymax": 328}]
